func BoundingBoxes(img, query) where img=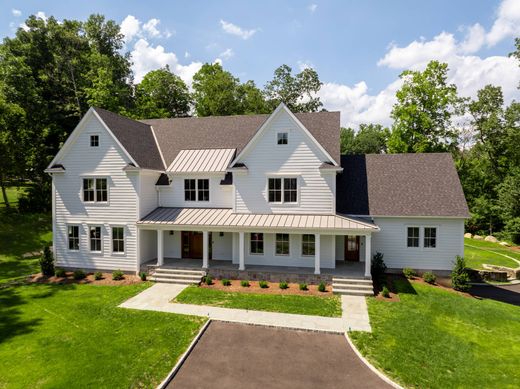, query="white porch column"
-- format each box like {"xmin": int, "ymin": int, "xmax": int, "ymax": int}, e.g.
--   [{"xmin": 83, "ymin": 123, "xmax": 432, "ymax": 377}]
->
[
  {"xmin": 314, "ymin": 233, "xmax": 321, "ymax": 275},
  {"xmin": 157, "ymin": 229, "xmax": 164, "ymax": 266},
  {"xmin": 365, "ymin": 234, "xmax": 372, "ymax": 277},
  {"xmin": 239, "ymin": 231, "xmax": 245, "ymax": 271},
  {"xmin": 203, "ymin": 231, "xmax": 209, "ymax": 269}
]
